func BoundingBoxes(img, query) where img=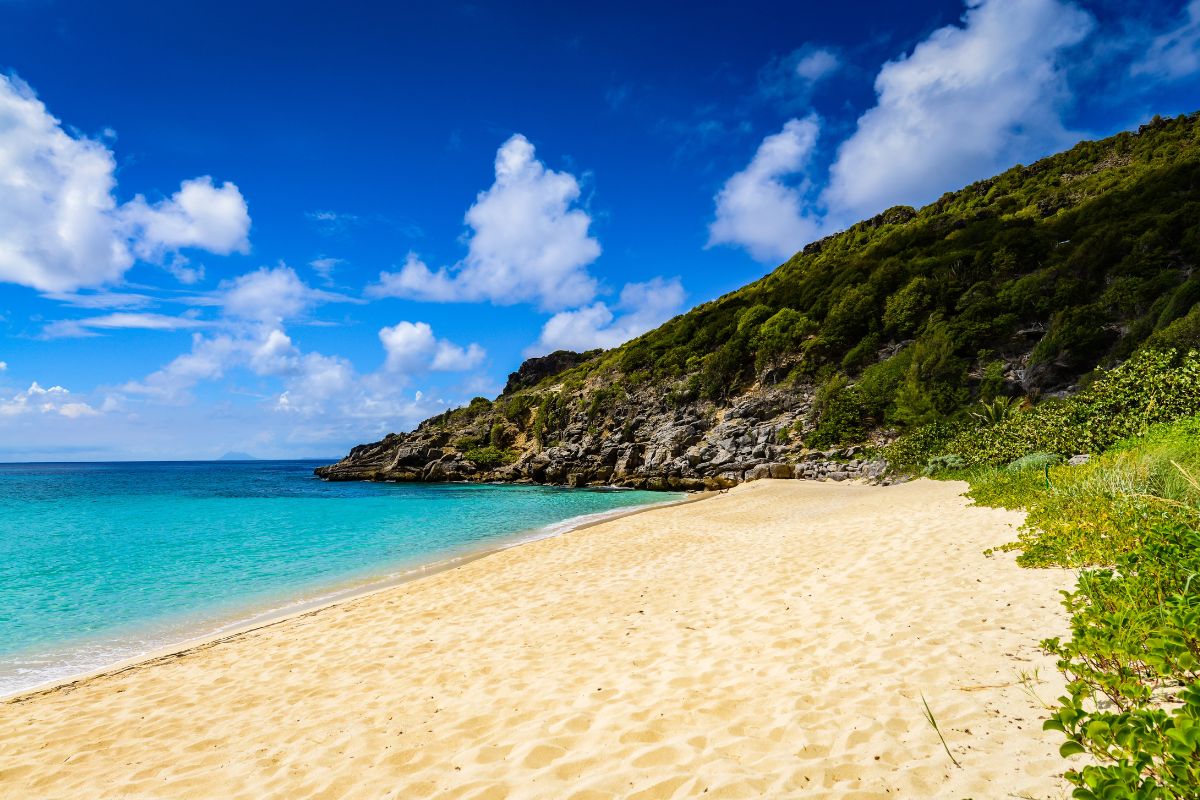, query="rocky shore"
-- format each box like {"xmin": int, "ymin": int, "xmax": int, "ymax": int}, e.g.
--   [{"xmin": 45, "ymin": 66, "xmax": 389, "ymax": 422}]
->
[{"xmin": 316, "ymin": 369, "xmax": 889, "ymax": 490}]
